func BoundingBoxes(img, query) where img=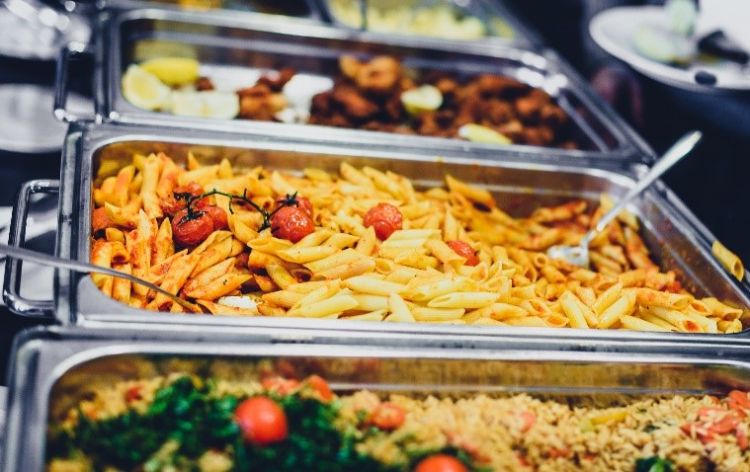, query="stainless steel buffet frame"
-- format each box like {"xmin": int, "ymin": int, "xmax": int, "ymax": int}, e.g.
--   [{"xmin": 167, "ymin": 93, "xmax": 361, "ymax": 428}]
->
[
  {"xmin": 54, "ymin": 7, "xmax": 654, "ymax": 165},
  {"xmin": 317, "ymin": 0, "xmax": 543, "ymax": 48},
  {"xmin": 4, "ymin": 326, "xmax": 750, "ymax": 471},
  {"xmin": 3, "ymin": 121, "xmax": 748, "ymax": 340}
]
